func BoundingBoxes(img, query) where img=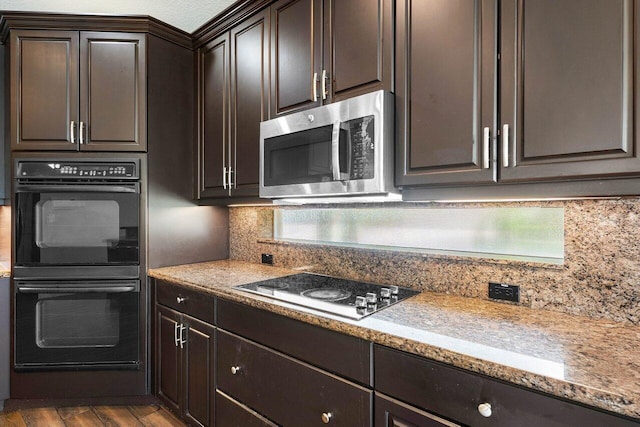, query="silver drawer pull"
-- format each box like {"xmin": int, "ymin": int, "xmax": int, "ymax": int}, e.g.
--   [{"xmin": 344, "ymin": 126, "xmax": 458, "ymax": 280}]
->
[
  {"xmin": 478, "ymin": 402, "xmax": 492, "ymax": 417},
  {"xmin": 321, "ymin": 412, "xmax": 332, "ymax": 424},
  {"xmin": 176, "ymin": 296, "xmax": 186, "ymax": 304},
  {"xmin": 502, "ymin": 124, "xmax": 509, "ymax": 167},
  {"xmin": 482, "ymin": 127, "xmax": 490, "ymax": 169},
  {"xmin": 230, "ymin": 366, "xmax": 241, "ymax": 375},
  {"xmin": 70, "ymin": 120, "xmax": 76, "ymax": 143}
]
